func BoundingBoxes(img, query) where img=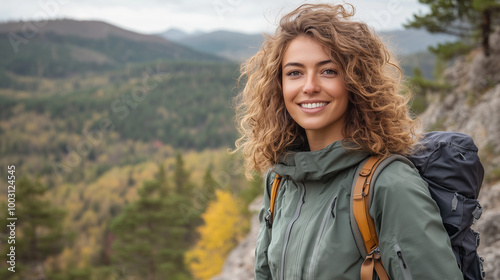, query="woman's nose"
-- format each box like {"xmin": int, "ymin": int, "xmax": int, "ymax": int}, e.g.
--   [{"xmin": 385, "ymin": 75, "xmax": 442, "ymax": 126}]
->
[{"xmin": 303, "ymin": 74, "xmax": 320, "ymax": 94}]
